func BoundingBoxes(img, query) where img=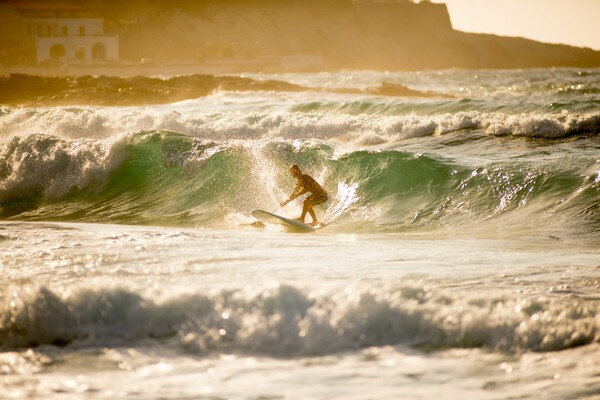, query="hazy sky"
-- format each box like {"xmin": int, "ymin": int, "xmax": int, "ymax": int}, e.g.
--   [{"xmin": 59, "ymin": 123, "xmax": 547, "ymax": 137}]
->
[{"xmin": 431, "ymin": 0, "xmax": 600, "ymax": 50}]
